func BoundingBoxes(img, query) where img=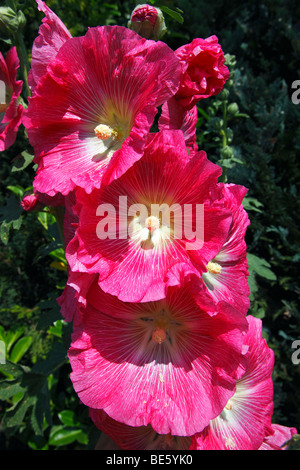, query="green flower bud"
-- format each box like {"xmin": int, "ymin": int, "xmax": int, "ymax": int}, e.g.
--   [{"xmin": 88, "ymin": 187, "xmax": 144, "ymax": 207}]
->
[
  {"xmin": 218, "ymin": 88, "xmax": 230, "ymax": 101},
  {"xmin": 0, "ymin": 7, "xmax": 26, "ymax": 35},
  {"xmin": 16, "ymin": 10, "xmax": 26, "ymax": 30},
  {"xmin": 227, "ymin": 102, "xmax": 239, "ymax": 115},
  {"xmin": 221, "ymin": 145, "xmax": 234, "ymax": 159}
]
